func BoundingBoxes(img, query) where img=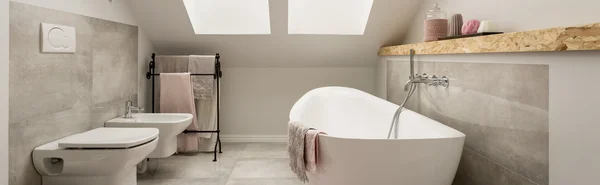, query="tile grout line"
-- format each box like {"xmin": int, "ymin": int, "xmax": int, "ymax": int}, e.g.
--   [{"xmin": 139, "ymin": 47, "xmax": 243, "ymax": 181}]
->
[
  {"xmin": 224, "ymin": 143, "xmax": 249, "ymax": 185},
  {"xmin": 463, "ymin": 146, "xmax": 541, "ymax": 185}
]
